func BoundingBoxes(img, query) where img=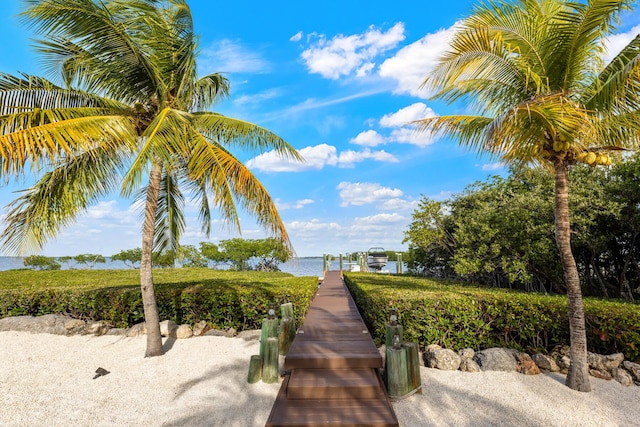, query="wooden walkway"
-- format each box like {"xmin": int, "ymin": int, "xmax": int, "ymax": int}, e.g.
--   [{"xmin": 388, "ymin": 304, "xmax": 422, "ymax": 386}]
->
[{"xmin": 265, "ymin": 271, "xmax": 399, "ymax": 427}]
